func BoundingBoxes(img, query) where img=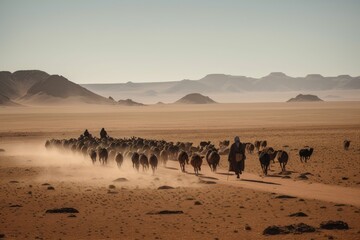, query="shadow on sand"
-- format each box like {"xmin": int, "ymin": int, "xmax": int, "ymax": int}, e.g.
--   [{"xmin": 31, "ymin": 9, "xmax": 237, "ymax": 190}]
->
[
  {"xmin": 165, "ymin": 167, "xmax": 178, "ymax": 170},
  {"xmin": 216, "ymin": 172, "xmax": 234, "ymax": 176},
  {"xmin": 240, "ymin": 178, "xmax": 281, "ymax": 186}
]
